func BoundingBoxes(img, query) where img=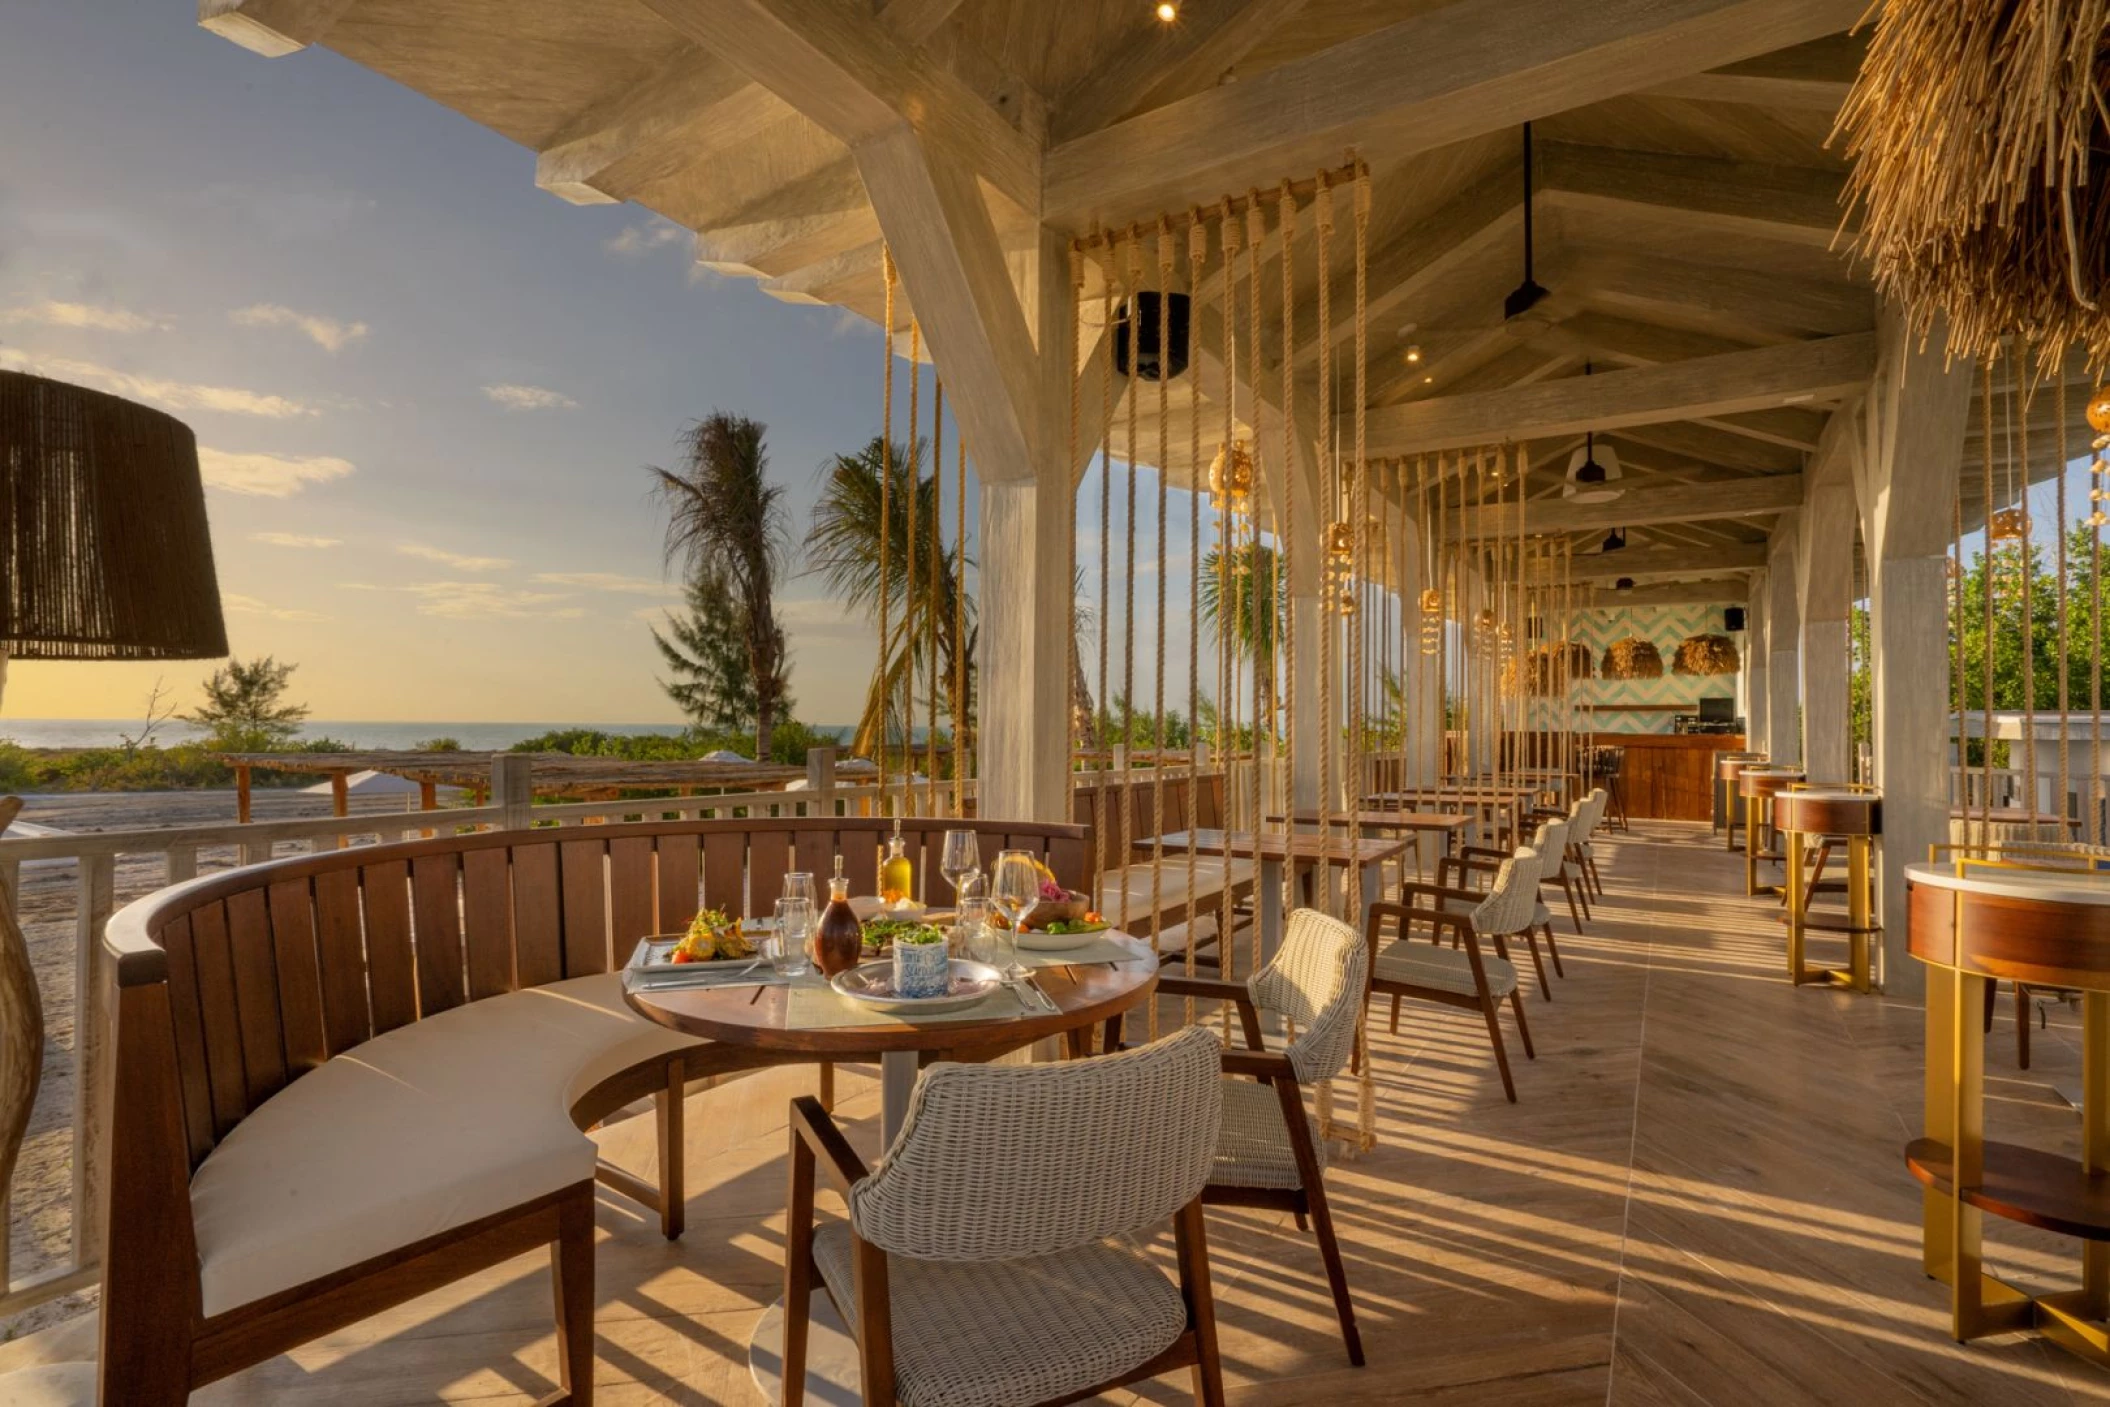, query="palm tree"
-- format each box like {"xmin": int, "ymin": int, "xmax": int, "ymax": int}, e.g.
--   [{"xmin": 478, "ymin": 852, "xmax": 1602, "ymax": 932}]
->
[
  {"xmin": 805, "ymin": 436, "xmax": 978, "ymax": 762},
  {"xmin": 651, "ymin": 575, "xmax": 785, "ymax": 735},
  {"xmin": 1199, "ymin": 540, "xmax": 1286, "ymax": 739},
  {"xmin": 650, "ymin": 412, "xmax": 793, "ymax": 758}
]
